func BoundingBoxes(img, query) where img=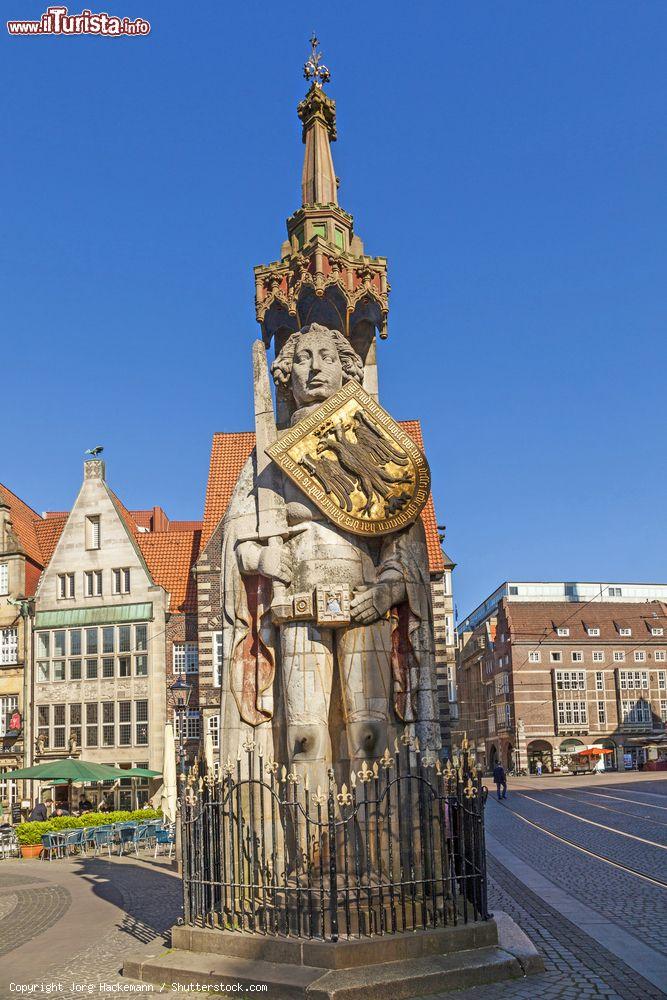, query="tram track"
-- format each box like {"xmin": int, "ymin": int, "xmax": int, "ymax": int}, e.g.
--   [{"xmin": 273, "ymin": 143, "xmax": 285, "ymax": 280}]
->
[
  {"xmin": 492, "ymin": 797, "xmax": 667, "ymax": 890},
  {"xmin": 559, "ymin": 788, "xmax": 667, "ymax": 827}
]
